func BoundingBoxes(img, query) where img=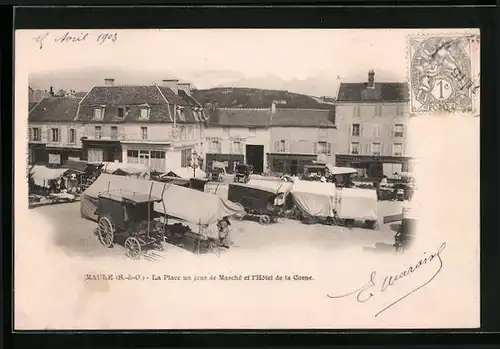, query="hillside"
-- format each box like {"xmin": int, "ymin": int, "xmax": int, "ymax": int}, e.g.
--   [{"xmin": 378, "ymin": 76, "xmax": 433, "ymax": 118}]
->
[{"xmin": 192, "ymin": 87, "xmax": 333, "ymax": 109}]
